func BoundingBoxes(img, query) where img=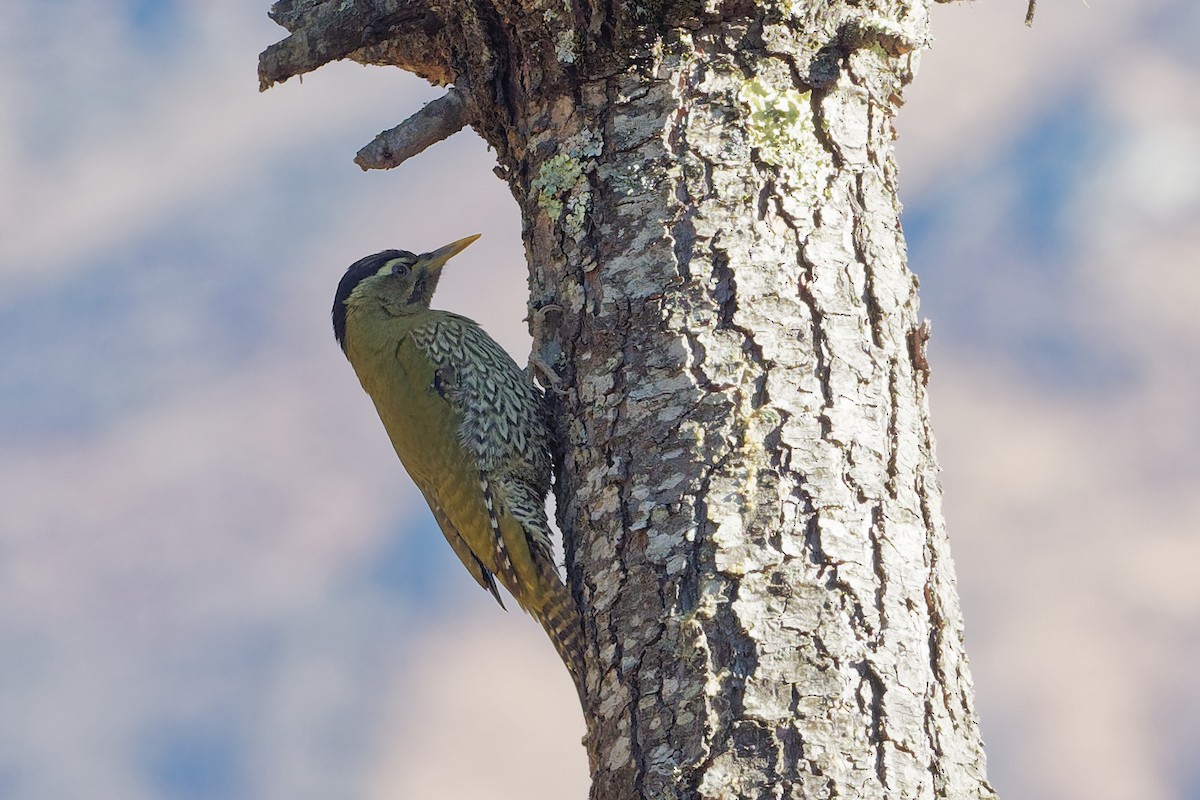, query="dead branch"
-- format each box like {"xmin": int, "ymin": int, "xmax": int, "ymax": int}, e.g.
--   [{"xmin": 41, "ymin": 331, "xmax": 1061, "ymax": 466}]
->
[{"xmin": 354, "ymin": 88, "xmax": 473, "ymax": 170}]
